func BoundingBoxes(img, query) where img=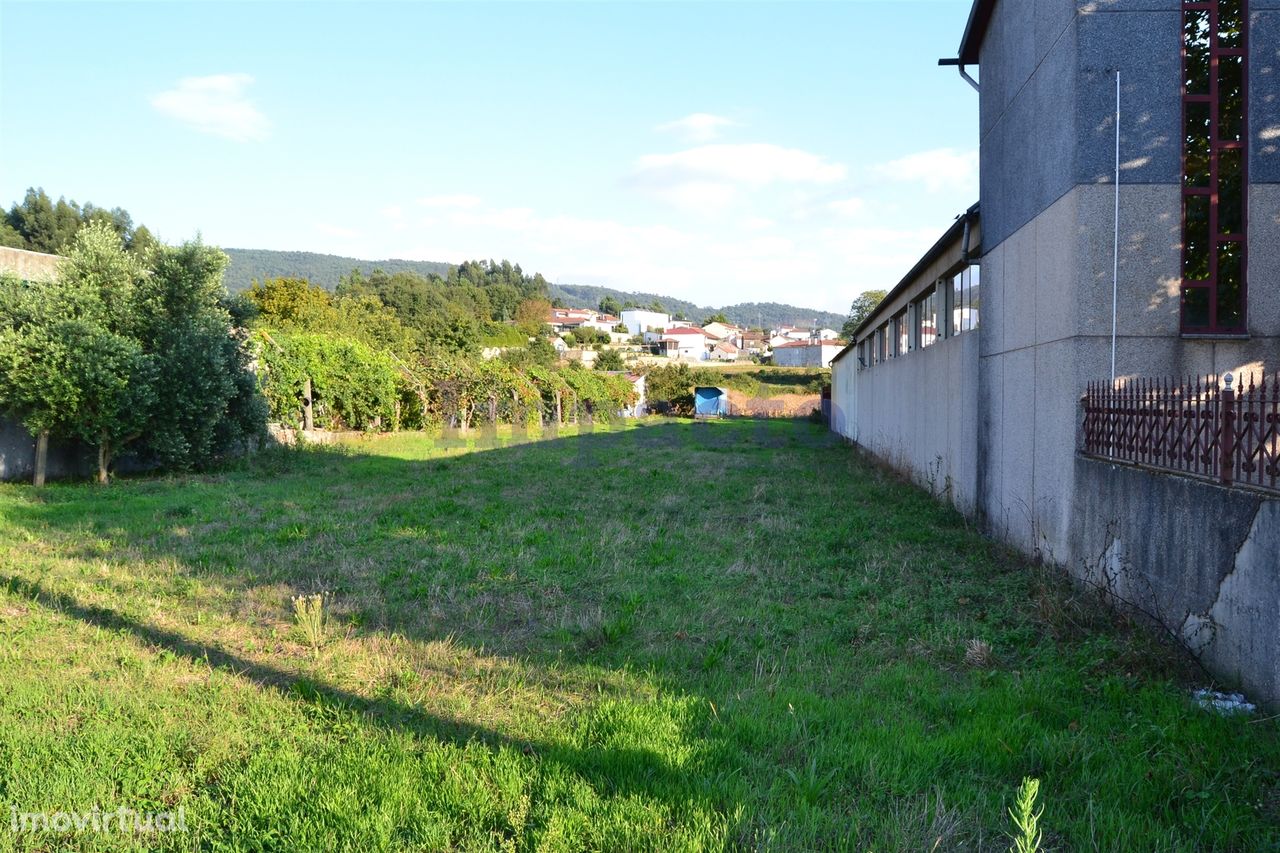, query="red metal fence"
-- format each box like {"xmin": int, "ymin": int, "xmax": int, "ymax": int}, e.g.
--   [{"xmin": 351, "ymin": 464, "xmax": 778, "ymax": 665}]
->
[{"xmin": 1082, "ymin": 372, "xmax": 1280, "ymax": 494}]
